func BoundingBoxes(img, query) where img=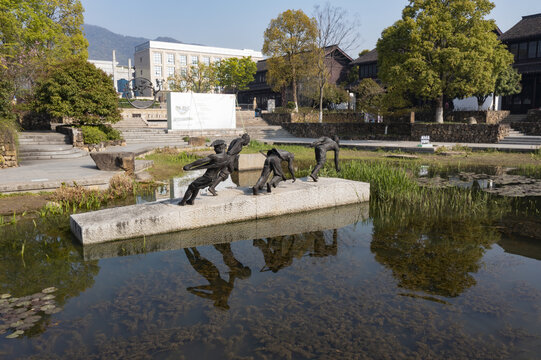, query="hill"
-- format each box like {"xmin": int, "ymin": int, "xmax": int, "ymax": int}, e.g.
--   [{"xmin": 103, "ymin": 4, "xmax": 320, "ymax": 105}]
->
[{"xmin": 84, "ymin": 24, "xmax": 183, "ymax": 66}]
